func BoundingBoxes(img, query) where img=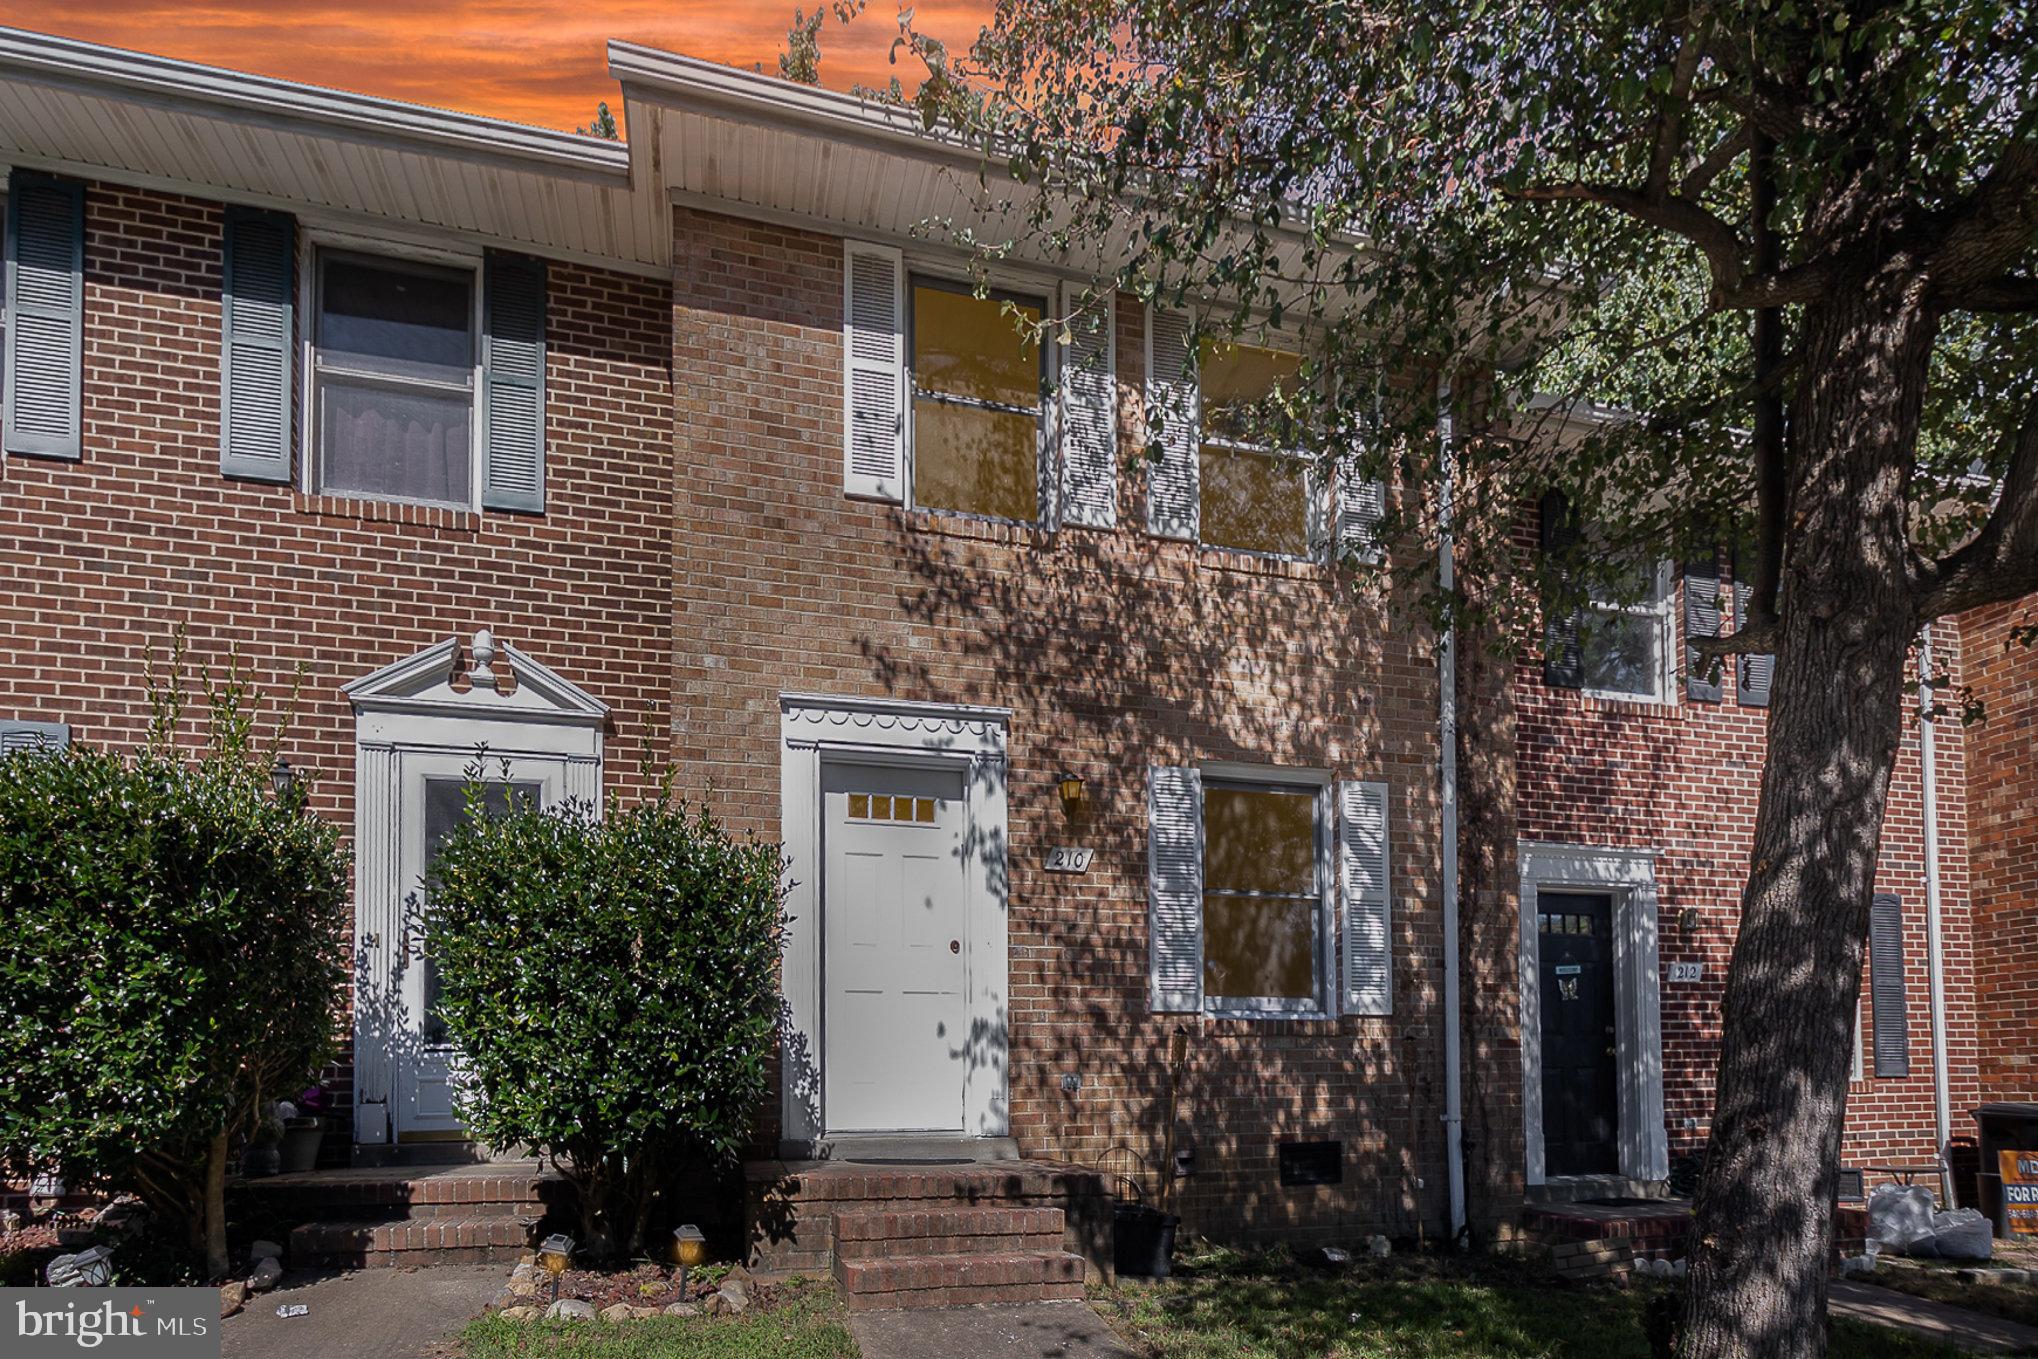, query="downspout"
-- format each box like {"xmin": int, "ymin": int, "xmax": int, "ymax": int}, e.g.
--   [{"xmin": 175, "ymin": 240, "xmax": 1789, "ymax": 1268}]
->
[
  {"xmin": 1437, "ymin": 377, "xmax": 1468, "ymax": 1244},
  {"xmin": 1918, "ymin": 628, "xmax": 1955, "ymax": 1207}
]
